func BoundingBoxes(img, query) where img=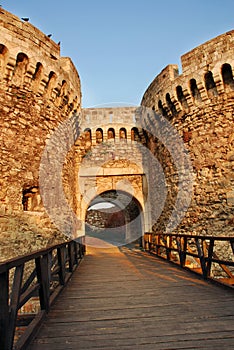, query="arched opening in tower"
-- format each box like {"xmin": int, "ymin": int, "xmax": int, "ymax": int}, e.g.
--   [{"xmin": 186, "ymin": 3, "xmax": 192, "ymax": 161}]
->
[{"xmin": 85, "ymin": 190, "xmax": 143, "ymax": 247}]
